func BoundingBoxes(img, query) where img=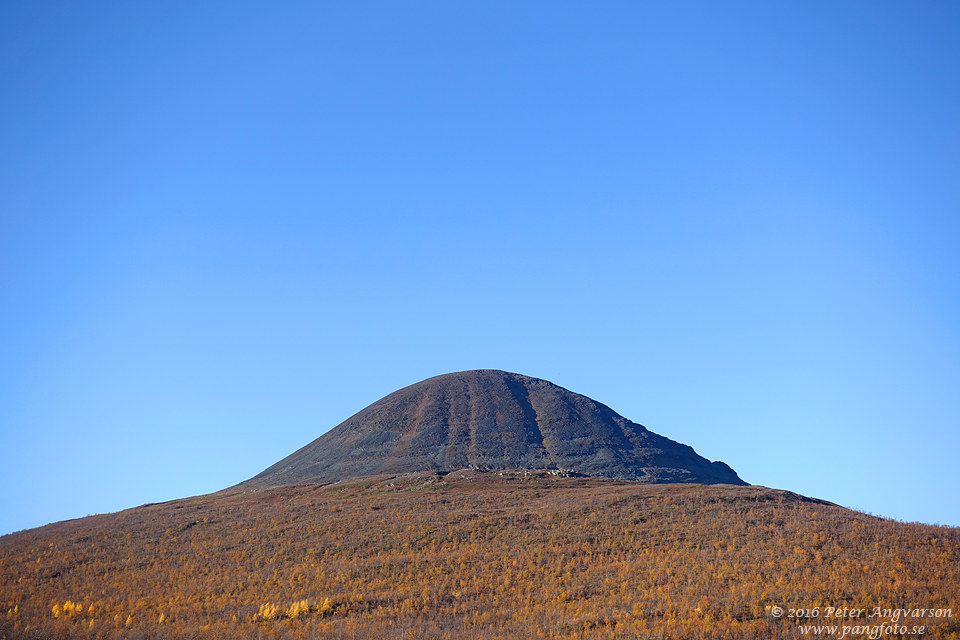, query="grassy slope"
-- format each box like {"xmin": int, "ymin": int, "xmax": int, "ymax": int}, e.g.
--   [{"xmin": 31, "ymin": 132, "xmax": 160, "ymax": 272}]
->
[{"xmin": 2, "ymin": 471, "xmax": 958, "ymax": 639}]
